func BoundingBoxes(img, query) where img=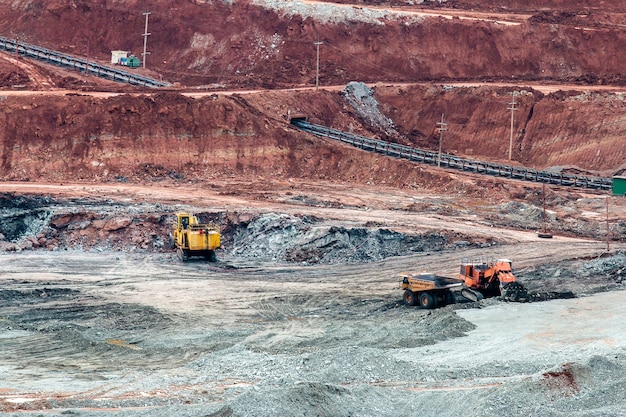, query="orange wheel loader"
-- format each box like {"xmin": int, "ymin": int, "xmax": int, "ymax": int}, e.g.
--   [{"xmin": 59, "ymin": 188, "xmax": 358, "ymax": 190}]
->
[{"xmin": 458, "ymin": 259, "xmax": 528, "ymax": 302}]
